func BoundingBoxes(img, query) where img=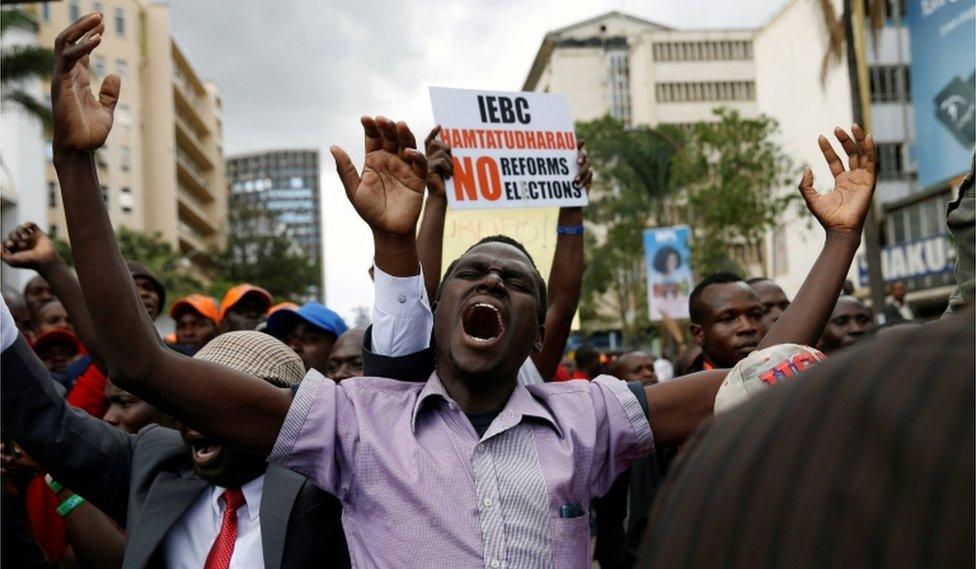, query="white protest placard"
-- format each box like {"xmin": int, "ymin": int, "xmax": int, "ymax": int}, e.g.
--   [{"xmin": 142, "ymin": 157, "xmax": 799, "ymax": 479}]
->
[{"xmin": 429, "ymin": 87, "xmax": 587, "ymax": 210}]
